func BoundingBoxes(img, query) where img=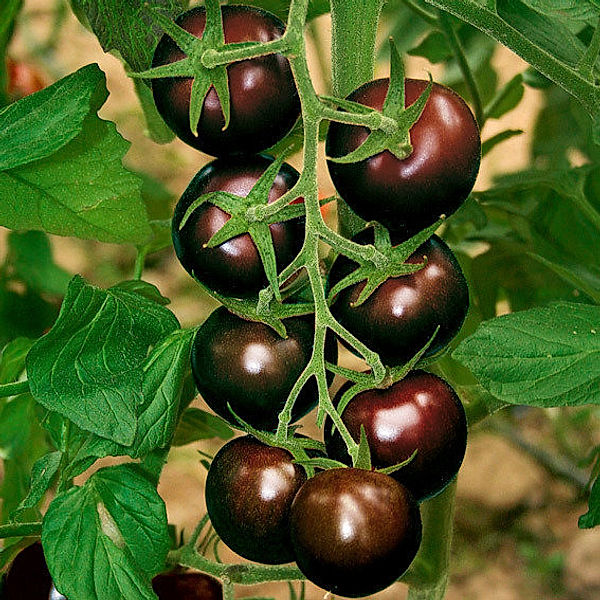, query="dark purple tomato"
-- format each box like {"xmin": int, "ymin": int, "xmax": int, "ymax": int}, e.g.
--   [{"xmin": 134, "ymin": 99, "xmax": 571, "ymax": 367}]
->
[
  {"xmin": 329, "ymin": 233, "xmax": 469, "ymax": 365},
  {"xmin": 172, "ymin": 155, "xmax": 304, "ymax": 297},
  {"xmin": 326, "ymin": 78, "xmax": 481, "ymax": 234},
  {"xmin": 152, "ymin": 571, "xmax": 222, "ymax": 599},
  {"xmin": 3, "ymin": 543, "xmax": 54, "ymax": 600},
  {"xmin": 205, "ymin": 436, "xmax": 306, "ymax": 564},
  {"xmin": 152, "ymin": 6, "xmax": 300, "ymax": 156},
  {"xmin": 325, "ymin": 370, "xmax": 467, "ymax": 502},
  {"xmin": 290, "ymin": 468, "xmax": 421, "ymax": 598},
  {"xmin": 191, "ymin": 306, "xmax": 337, "ymax": 431}
]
